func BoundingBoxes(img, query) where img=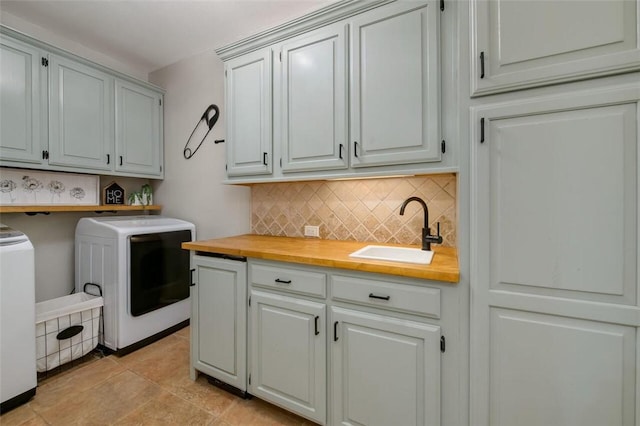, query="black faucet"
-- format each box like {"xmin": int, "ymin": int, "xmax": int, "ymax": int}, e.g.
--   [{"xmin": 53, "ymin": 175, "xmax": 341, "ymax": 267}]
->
[{"xmin": 399, "ymin": 196, "xmax": 443, "ymax": 251}]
